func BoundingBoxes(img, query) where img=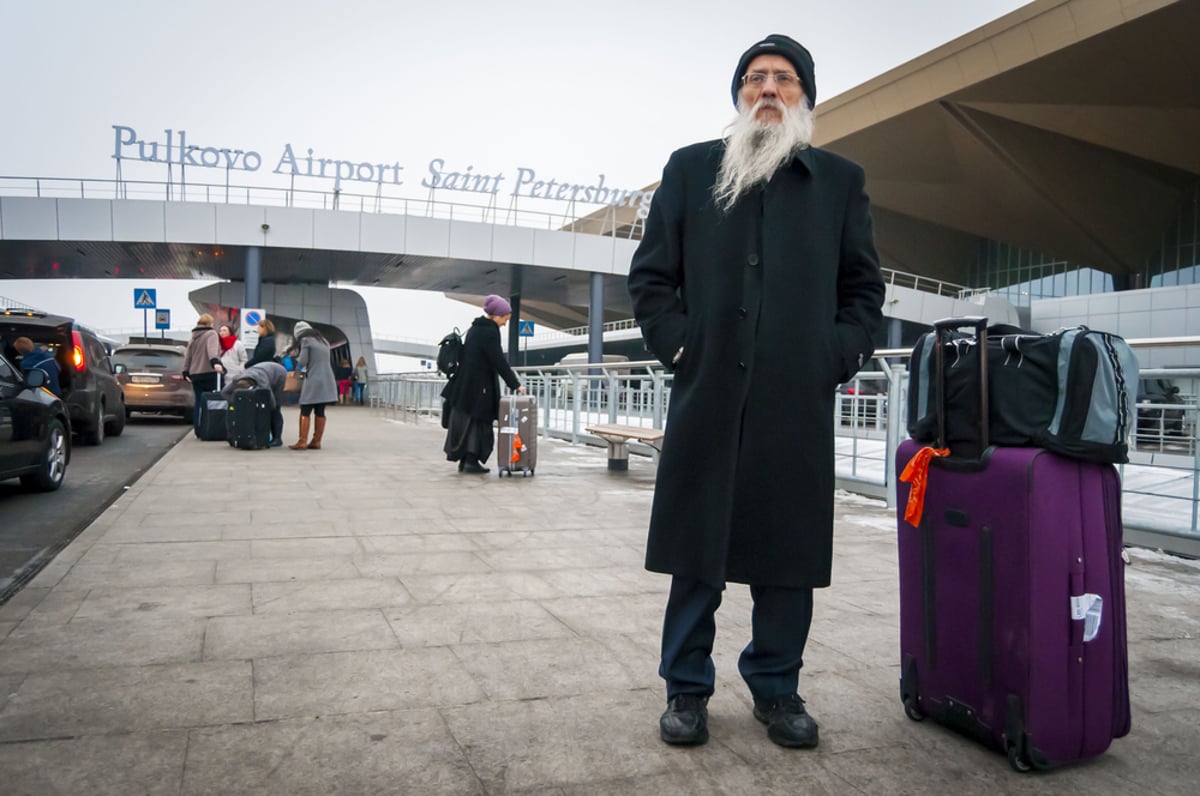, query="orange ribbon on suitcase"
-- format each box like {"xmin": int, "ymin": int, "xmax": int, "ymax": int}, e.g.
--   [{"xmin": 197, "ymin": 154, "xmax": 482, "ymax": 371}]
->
[
  {"xmin": 510, "ymin": 433, "xmax": 525, "ymax": 464},
  {"xmin": 899, "ymin": 446, "xmax": 950, "ymax": 527}
]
